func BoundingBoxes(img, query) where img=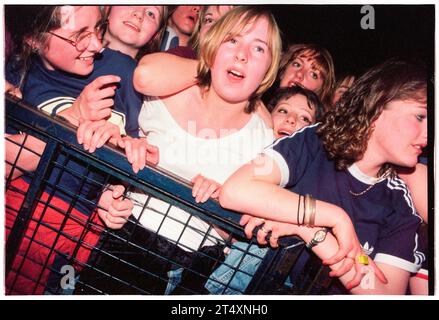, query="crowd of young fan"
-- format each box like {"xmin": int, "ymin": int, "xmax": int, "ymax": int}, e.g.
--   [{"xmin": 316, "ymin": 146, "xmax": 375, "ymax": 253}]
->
[{"xmin": 4, "ymin": 5, "xmax": 429, "ymax": 295}]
